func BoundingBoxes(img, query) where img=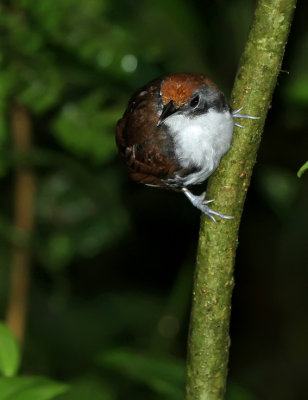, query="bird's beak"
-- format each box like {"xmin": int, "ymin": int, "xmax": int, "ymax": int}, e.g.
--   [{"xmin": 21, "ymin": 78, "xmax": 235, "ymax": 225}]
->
[{"xmin": 157, "ymin": 100, "xmax": 177, "ymax": 126}]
